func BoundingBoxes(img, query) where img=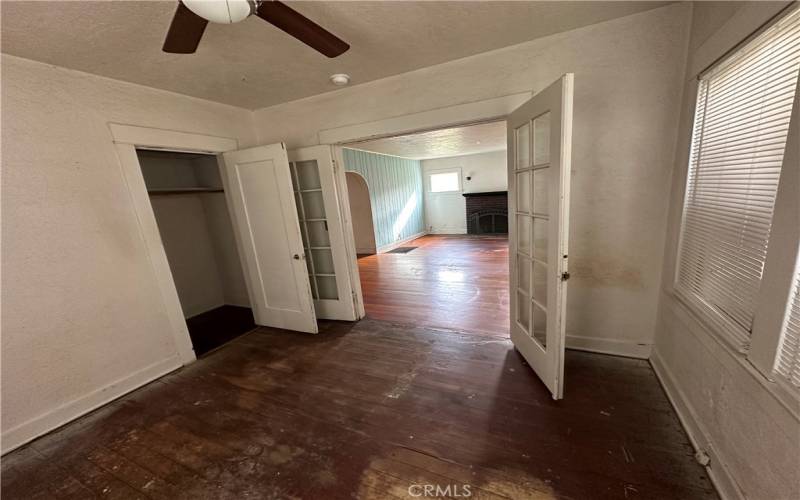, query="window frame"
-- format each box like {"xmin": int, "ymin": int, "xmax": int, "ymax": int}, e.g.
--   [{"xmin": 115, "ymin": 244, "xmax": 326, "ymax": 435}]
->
[
  {"xmin": 427, "ymin": 168, "xmax": 463, "ymax": 194},
  {"xmin": 670, "ymin": 5, "xmax": 800, "ymax": 403},
  {"xmin": 748, "ymin": 79, "xmax": 800, "ymax": 387}
]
